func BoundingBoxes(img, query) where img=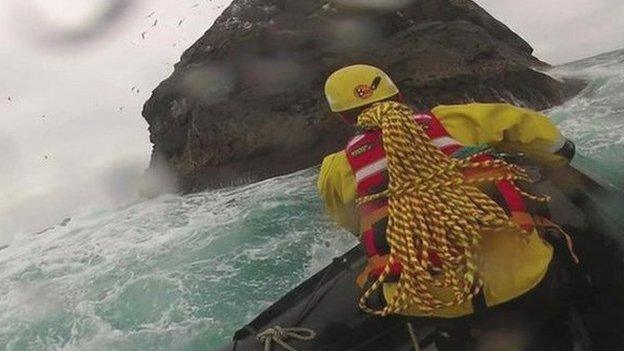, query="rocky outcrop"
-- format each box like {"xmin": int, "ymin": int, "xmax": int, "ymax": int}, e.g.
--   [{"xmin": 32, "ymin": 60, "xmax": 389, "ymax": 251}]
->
[{"xmin": 142, "ymin": 0, "xmax": 582, "ymax": 193}]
